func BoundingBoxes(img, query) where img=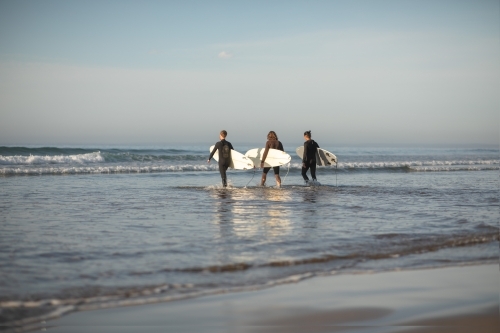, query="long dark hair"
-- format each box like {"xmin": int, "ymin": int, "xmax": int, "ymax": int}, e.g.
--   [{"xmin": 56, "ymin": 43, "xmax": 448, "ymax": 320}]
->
[
  {"xmin": 304, "ymin": 130, "xmax": 311, "ymax": 138},
  {"xmin": 267, "ymin": 131, "xmax": 278, "ymax": 140}
]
